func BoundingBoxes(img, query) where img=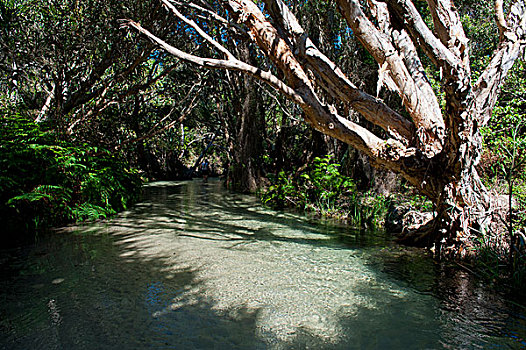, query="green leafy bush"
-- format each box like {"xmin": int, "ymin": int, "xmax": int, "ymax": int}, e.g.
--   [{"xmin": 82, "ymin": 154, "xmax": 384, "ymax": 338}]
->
[
  {"xmin": 261, "ymin": 170, "xmax": 300, "ymax": 208},
  {"xmin": 261, "ymin": 155, "xmax": 390, "ymax": 228},
  {"xmin": 262, "ymin": 156, "xmax": 353, "ymax": 211},
  {"xmin": 0, "ymin": 115, "xmax": 143, "ymax": 231},
  {"xmin": 300, "ymin": 156, "xmax": 356, "ymax": 212}
]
